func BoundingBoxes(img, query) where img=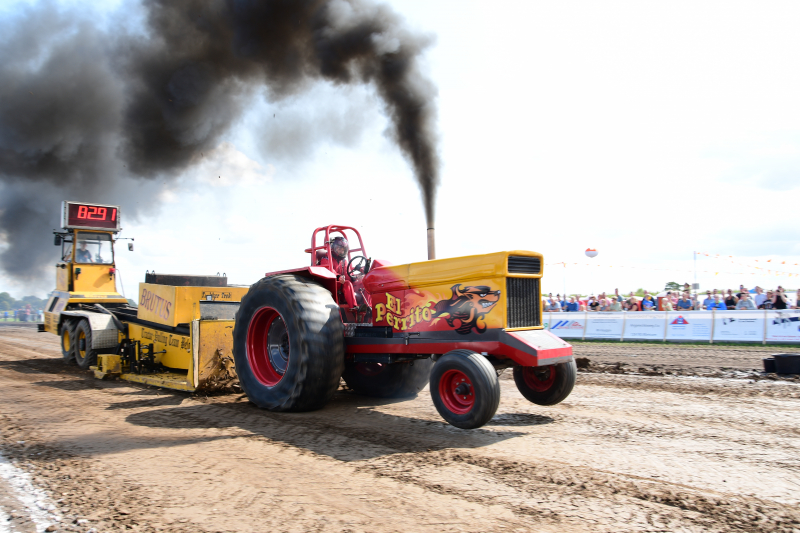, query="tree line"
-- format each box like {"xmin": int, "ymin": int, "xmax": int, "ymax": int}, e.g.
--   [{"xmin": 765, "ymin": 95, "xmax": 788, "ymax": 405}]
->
[{"xmin": 0, "ymin": 292, "xmax": 46, "ymax": 311}]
